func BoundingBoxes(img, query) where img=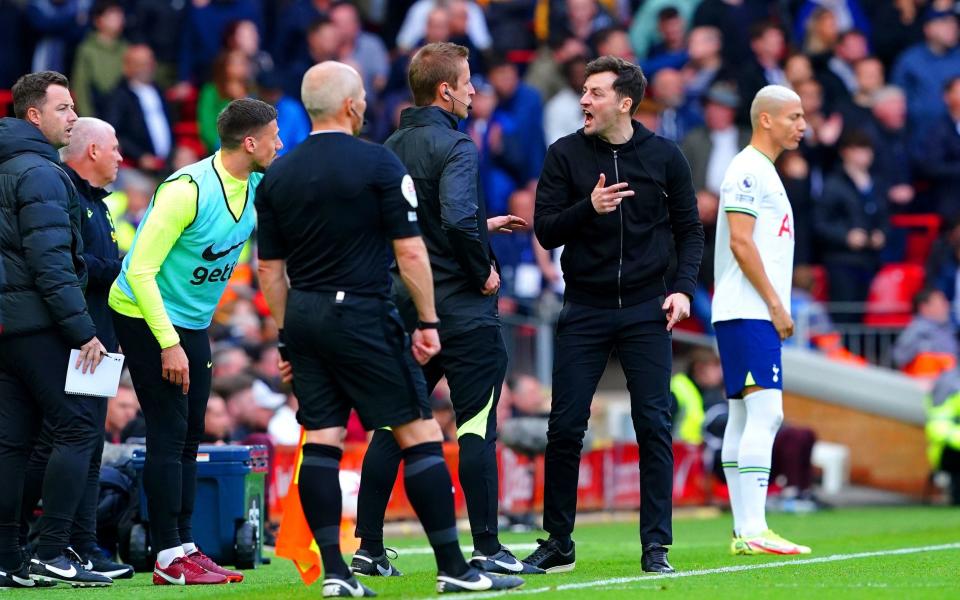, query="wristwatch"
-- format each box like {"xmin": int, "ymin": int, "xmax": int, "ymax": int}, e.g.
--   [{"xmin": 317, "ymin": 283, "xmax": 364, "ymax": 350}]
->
[{"xmin": 417, "ymin": 320, "xmax": 441, "ymax": 330}]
